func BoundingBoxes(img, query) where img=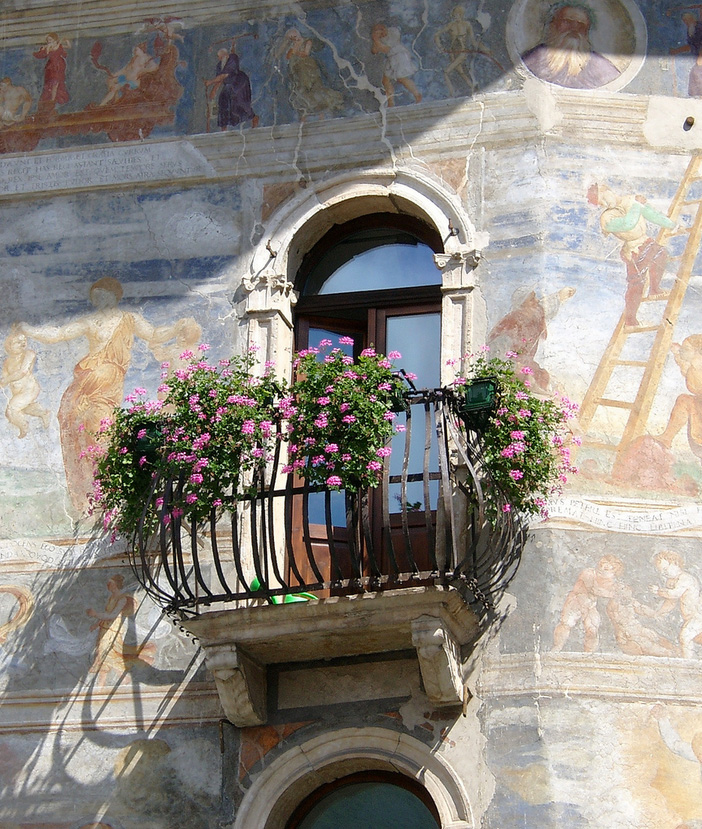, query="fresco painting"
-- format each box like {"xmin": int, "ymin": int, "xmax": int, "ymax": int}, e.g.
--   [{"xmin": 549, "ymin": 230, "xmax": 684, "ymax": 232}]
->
[
  {"xmin": 487, "ymin": 285, "xmax": 576, "ymax": 394},
  {"xmin": 521, "ymin": 4, "xmax": 622, "ymax": 88},
  {"xmin": 4, "ymin": 3, "xmax": 702, "ymax": 828},
  {"xmin": 669, "ymin": 6, "xmax": 702, "ymax": 97},
  {"xmin": 371, "ymin": 23, "xmax": 422, "ymax": 106},
  {"xmin": 550, "ymin": 550, "xmax": 702, "ymax": 657},
  {"xmin": 0, "ymin": 18, "xmax": 185, "ymax": 154},
  {"xmin": 86, "ymin": 574, "xmax": 156, "ymax": 688},
  {"xmin": 433, "ymin": 6, "xmax": 502, "ymax": 97},
  {"xmin": 474, "ymin": 147, "xmax": 702, "ymax": 504},
  {"xmin": 205, "ymin": 35, "xmax": 258, "ymax": 131},
  {"xmin": 508, "ymin": 0, "xmax": 642, "ymax": 91},
  {"xmin": 0, "ymin": 567, "xmax": 197, "ymax": 694},
  {"xmin": 0, "ymin": 182, "xmax": 244, "ymax": 536},
  {"xmin": 1, "ymin": 327, "xmax": 51, "ymax": 438},
  {"xmin": 16, "ymin": 277, "xmax": 196, "ymax": 512},
  {"xmin": 0, "ymin": 0, "xmax": 677, "ymax": 156},
  {"xmin": 0, "ymin": 729, "xmax": 222, "ymax": 829},
  {"xmin": 587, "ymin": 183, "xmax": 674, "ymax": 327}
]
